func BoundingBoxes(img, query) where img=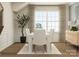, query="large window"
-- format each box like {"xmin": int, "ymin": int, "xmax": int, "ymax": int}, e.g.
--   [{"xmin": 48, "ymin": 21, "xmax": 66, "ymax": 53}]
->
[{"xmin": 35, "ymin": 10, "xmax": 60, "ymax": 32}]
